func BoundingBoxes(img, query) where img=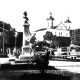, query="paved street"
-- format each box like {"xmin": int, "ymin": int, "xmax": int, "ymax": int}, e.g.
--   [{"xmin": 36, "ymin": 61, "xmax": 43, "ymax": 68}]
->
[
  {"xmin": 0, "ymin": 57, "xmax": 80, "ymax": 80},
  {"xmin": 49, "ymin": 60, "xmax": 80, "ymax": 73},
  {"xmin": 0, "ymin": 57, "xmax": 80, "ymax": 74}
]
